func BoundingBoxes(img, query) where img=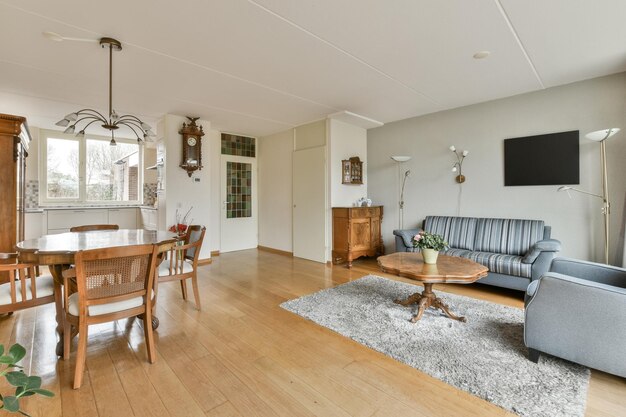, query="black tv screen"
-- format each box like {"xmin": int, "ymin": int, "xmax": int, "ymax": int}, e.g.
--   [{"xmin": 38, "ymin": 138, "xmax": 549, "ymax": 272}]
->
[{"xmin": 504, "ymin": 130, "xmax": 579, "ymax": 186}]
